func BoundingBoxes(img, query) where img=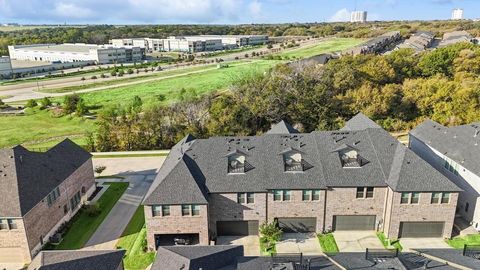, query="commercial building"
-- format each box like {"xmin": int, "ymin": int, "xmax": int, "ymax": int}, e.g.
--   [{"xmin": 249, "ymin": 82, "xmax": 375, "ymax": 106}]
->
[
  {"xmin": 143, "ymin": 113, "xmax": 460, "ymax": 251},
  {"xmin": 110, "ymin": 35, "xmax": 269, "ymax": 53},
  {"xmin": 0, "ymin": 139, "xmax": 96, "ymax": 266},
  {"xmin": 8, "ymin": 43, "xmax": 145, "ymax": 65},
  {"xmin": 0, "ymin": 56, "xmax": 13, "ymax": 78},
  {"xmin": 410, "ymin": 120, "xmax": 480, "ymax": 231},
  {"xmin": 452, "ymin": 8, "xmax": 464, "ymax": 20},
  {"xmin": 351, "ymin": 11, "xmax": 367, "ymax": 23}
]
